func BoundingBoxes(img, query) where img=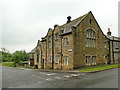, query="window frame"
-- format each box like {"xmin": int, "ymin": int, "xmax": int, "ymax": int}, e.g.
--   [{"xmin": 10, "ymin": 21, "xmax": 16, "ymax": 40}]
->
[{"xmin": 86, "ymin": 29, "xmax": 96, "ymax": 48}]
